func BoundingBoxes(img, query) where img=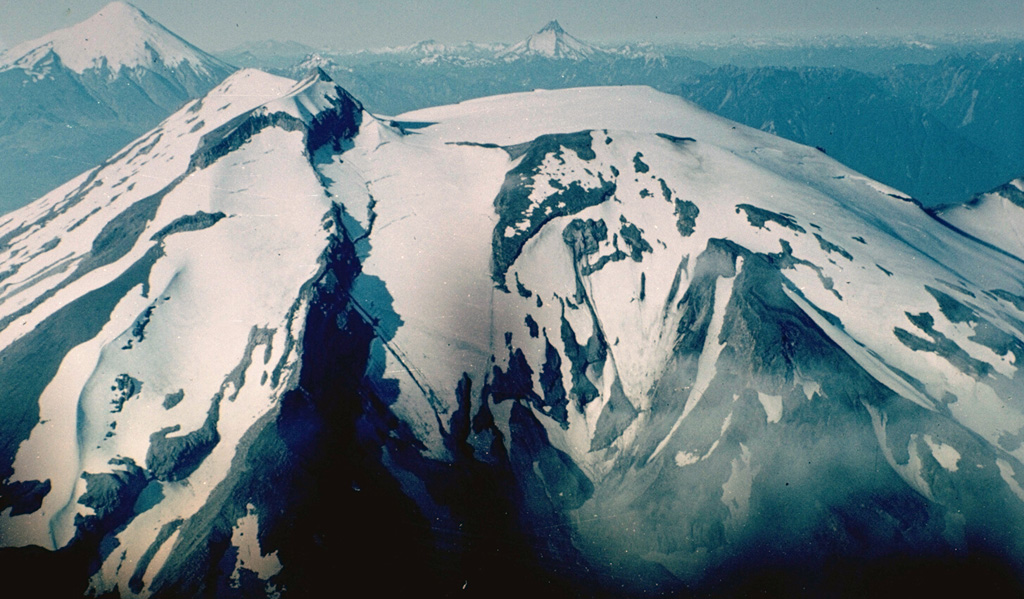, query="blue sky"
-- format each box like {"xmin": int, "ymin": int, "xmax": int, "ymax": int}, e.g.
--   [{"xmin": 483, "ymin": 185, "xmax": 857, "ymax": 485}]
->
[{"xmin": 1, "ymin": 0, "xmax": 1021, "ymax": 52}]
